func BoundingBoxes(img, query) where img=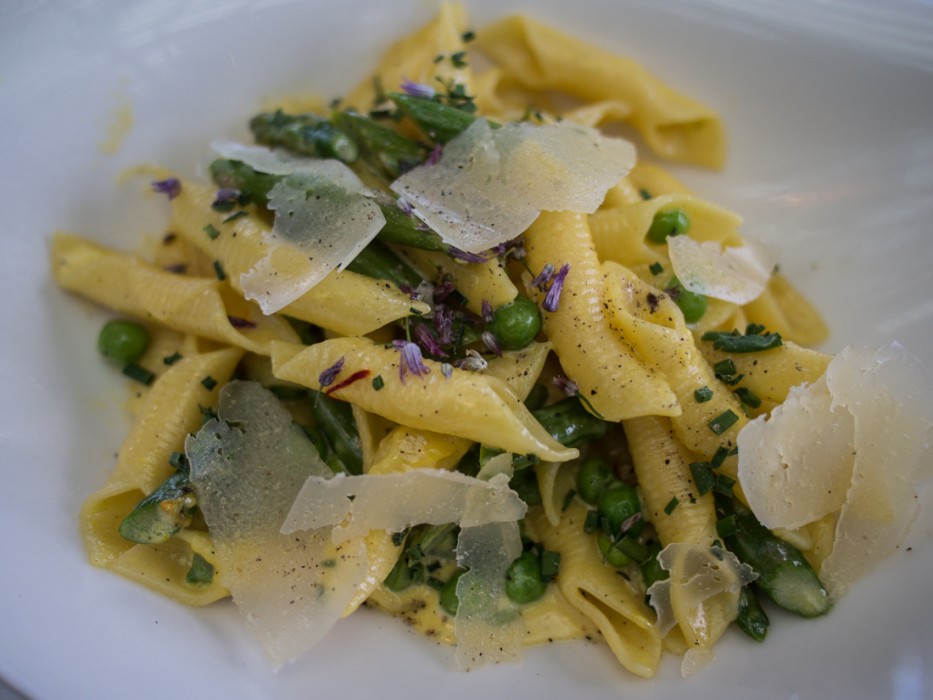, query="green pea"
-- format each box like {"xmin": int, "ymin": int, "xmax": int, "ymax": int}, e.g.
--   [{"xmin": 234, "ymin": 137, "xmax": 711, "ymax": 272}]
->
[
  {"xmin": 597, "ymin": 483, "xmax": 644, "ymax": 536},
  {"xmin": 486, "ymin": 295, "xmax": 542, "ymax": 351},
  {"xmin": 646, "ymin": 208, "xmax": 690, "ymax": 244},
  {"xmin": 97, "ymin": 320, "xmax": 150, "ymax": 365},
  {"xmin": 505, "ymin": 551, "xmax": 547, "ymax": 604},
  {"xmin": 668, "ymin": 276, "xmax": 708, "ymax": 324},
  {"xmin": 597, "ymin": 534, "xmax": 631, "ymax": 568},
  {"xmin": 439, "ymin": 568, "xmax": 467, "ymax": 615},
  {"xmin": 576, "ymin": 458, "xmax": 614, "ymax": 505}
]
